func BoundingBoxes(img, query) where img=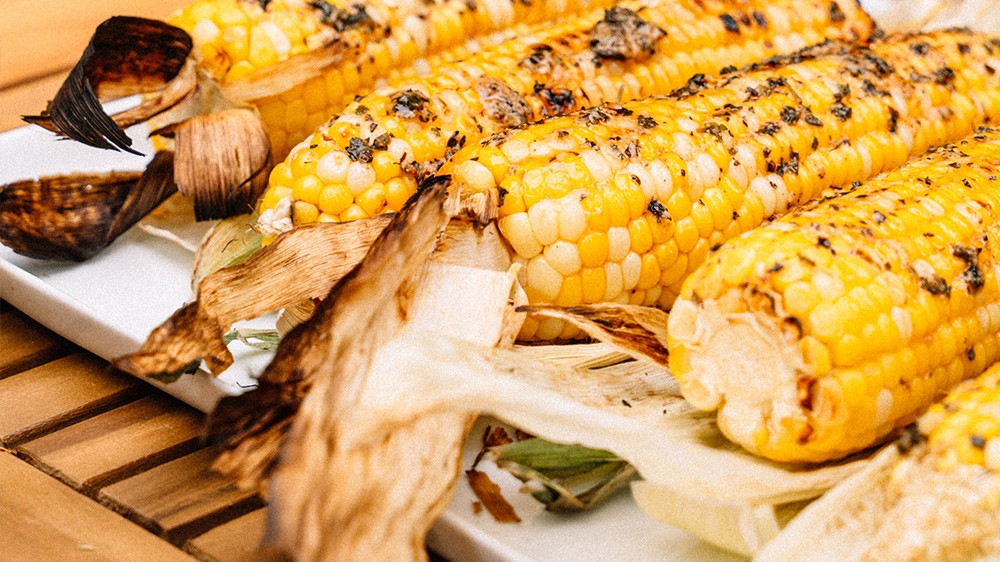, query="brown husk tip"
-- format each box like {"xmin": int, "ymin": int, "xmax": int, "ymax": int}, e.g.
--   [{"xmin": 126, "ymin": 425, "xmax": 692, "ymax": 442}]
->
[
  {"xmin": 0, "ymin": 151, "xmax": 177, "ymax": 261},
  {"xmin": 171, "ymin": 108, "xmax": 272, "ymax": 220},
  {"xmin": 23, "ymin": 16, "xmax": 194, "ymax": 154}
]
